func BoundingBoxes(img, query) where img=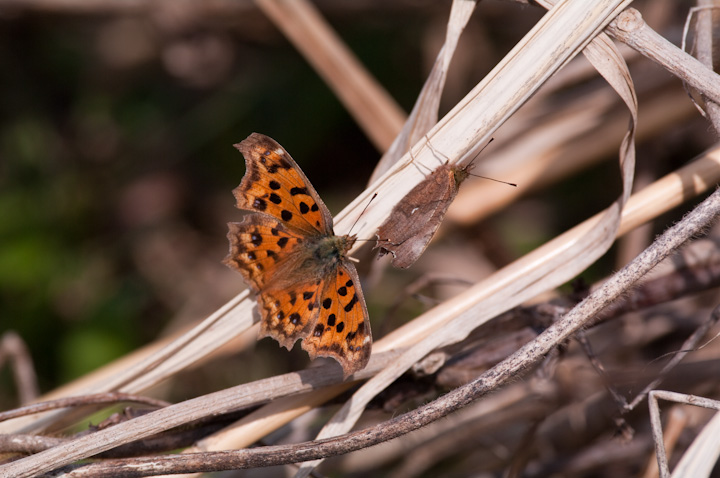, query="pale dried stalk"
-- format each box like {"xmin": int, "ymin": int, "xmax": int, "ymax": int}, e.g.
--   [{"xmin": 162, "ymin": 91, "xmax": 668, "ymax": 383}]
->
[
  {"xmin": 648, "ymin": 390, "xmax": 720, "ymax": 478},
  {"xmin": 369, "ymin": 0, "xmax": 477, "ymax": 183},
  {"xmin": 608, "ymin": 8, "xmax": 720, "ymax": 104},
  {"xmin": 0, "ymin": 350, "xmax": 402, "ymax": 478},
  {"xmin": 448, "ymin": 81, "xmax": 695, "ymax": 225},
  {"xmin": 695, "ymin": 0, "xmax": 720, "ymax": 132},
  {"xmin": 10, "ymin": 182, "xmax": 720, "ymax": 478},
  {"xmin": 450, "ymin": 3, "xmax": 720, "ymax": 226},
  {"xmin": 254, "ymin": 0, "xmax": 405, "ymax": 151}
]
